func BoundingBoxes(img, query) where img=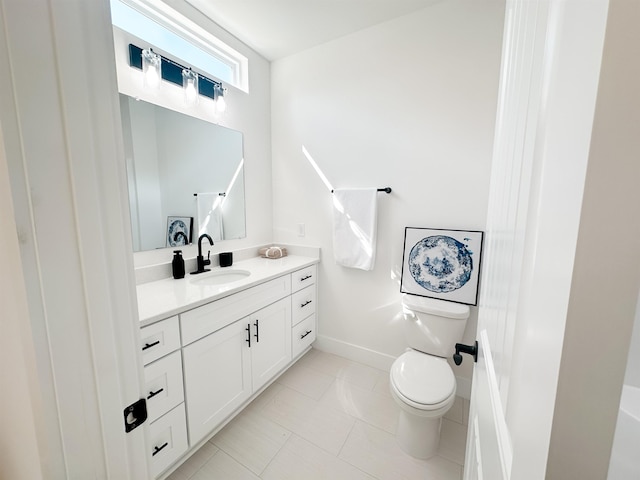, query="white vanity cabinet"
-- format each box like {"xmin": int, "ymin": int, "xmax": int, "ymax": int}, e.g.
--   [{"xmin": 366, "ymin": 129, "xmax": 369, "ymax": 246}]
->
[
  {"xmin": 139, "ymin": 317, "xmax": 188, "ymax": 478},
  {"xmin": 182, "ymin": 315, "xmax": 252, "ymax": 446},
  {"xmin": 246, "ymin": 297, "xmax": 292, "ymax": 391},
  {"xmin": 291, "ymin": 265, "xmax": 317, "ymax": 358},
  {"xmin": 180, "ymin": 273, "xmax": 294, "ymax": 446},
  {"xmin": 137, "ymin": 258, "xmax": 319, "ymax": 478}
]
